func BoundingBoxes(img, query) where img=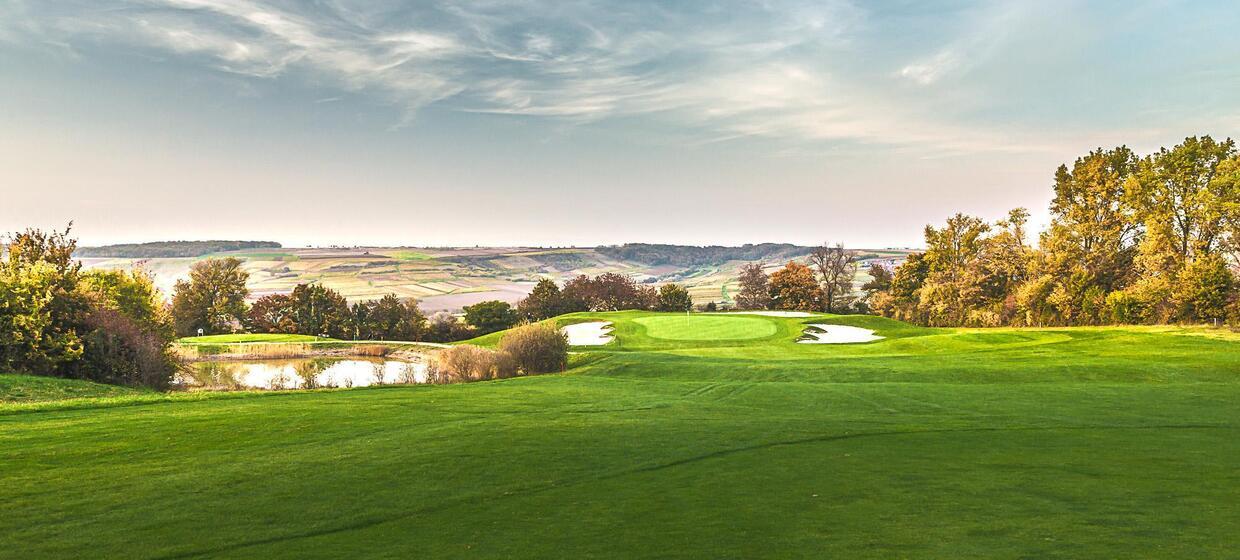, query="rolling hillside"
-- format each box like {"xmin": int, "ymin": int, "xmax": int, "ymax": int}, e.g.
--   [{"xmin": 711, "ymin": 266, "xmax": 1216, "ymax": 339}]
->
[{"xmin": 79, "ymin": 244, "xmax": 912, "ymax": 311}]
